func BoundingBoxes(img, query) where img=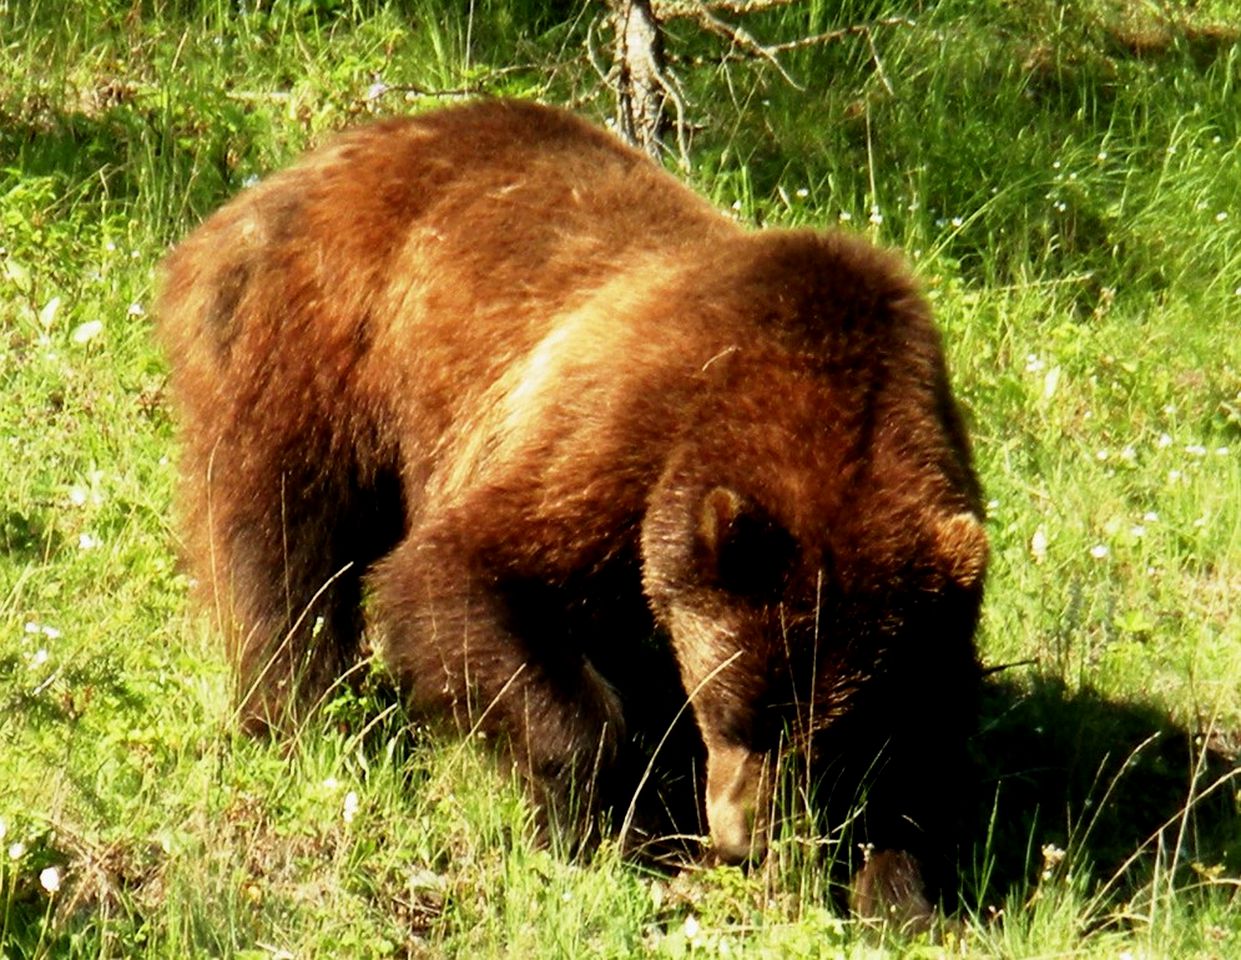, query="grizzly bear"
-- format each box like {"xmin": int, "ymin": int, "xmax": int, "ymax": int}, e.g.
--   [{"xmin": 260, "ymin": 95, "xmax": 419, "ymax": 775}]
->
[{"xmin": 158, "ymin": 99, "xmax": 987, "ymax": 922}]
